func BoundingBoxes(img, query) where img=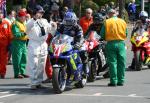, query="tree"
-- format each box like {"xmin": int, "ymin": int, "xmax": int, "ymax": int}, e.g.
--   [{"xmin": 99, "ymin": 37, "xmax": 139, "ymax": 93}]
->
[
  {"xmin": 74, "ymin": 0, "xmax": 99, "ymax": 17},
  {"xmin": 93, "ymin": 0, "xmax": 117, "ymax": 7}
]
